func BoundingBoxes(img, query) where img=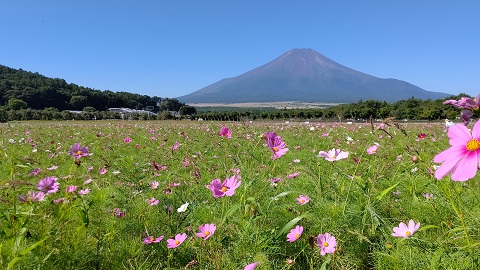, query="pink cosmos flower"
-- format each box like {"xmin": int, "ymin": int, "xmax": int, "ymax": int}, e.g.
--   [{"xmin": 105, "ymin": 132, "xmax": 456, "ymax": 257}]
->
[
  {"xmin": 218, "ymin": 126, "xmax": 232, "ymax": 138},
  {"xmin": 318, "ymin": 148, "xmax": 349, "ymax": 161},
  {"xmin": 205, "ymin": 175, "xmax": 242, "ymax": 198},
  {"xmin": 286, "ymin": 225, "xmax": 303, "ymax": 242},
  {"xmin": 100, "ymin": 167, "xmax": 107, "ymax": 175},
  {"xmin": 113, "ymin": 208, "xmax": 126, "ymax": 218},
  {"xmin": 47, "ymin": 165, "xmax": 58, "ymax": 171},
  {"xmin": 37, "ymin": 176, "xmax": 59, "ymax": 194},
  {"xmin": 434, "ymin": 120, "xmax": 480, "ymax": 181},
  {"xmin": 296, "ymin": 195, "xmax": 310, "ymax": 205},
  {"xmin": 286, "ymin": 172, "xmax": 300, "ymax": 178},
  {"xmin": 66, "ymin": 185, "xmax": 78, "ymax": 193},
  {"xmin": 18, "ymin": 191, "xmax": 45, "ymax": 203},
  {"xmin": 171, "ymin": 141, "xmax": 180, "ymax": 150},
  {"xmin": 244, "ymin": 262, "xmax": 259, "ymax": 270},
  {"xmin": 392, "ymin": 219, "xmax": 420, "ymax": 238},
  {"xmin": 150, "ymin": 181, "xmax": 159, "ymax": 189},
  {"xmin": 143, "ymin": 235, "xmax": 164, "ymax": 244},
  {"xmin": 195, "ymin": 223, "xmax": 216, "ymax": 240},
  {"xmin": 366, "ymin": 145, "xmax": 378, "ymax": 154},
  {"xmin": 317, "ymin": 233, "xmax": 337, "ymax": 256},
  {"xmin": 167, "ymin": 233, "xmax": 187, "ymax": 248},
  {"xmin": 29, "ymin": 168, "xmax": 42, "ymax": 176},
  {"xmin": 78, "ymin": 188, "xmax": 90, "ymax": 195},
  {"xmin": 69, "ymin": 143, "xmax": 91, "ymax": 158},
  {"xmin": 146, "ymin": 197, "xmax": 159, "ymax": 205},
  {"xmin": 443, "ymin": 94, "xmax": 480, "ymax": 124},
  {"xmin": 265, "ymin": 132, "xmax": 289, "ymax": 159},
  {"xmin": 124, "ymin": 137, "xmax": 132, "ymax": 143}
]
